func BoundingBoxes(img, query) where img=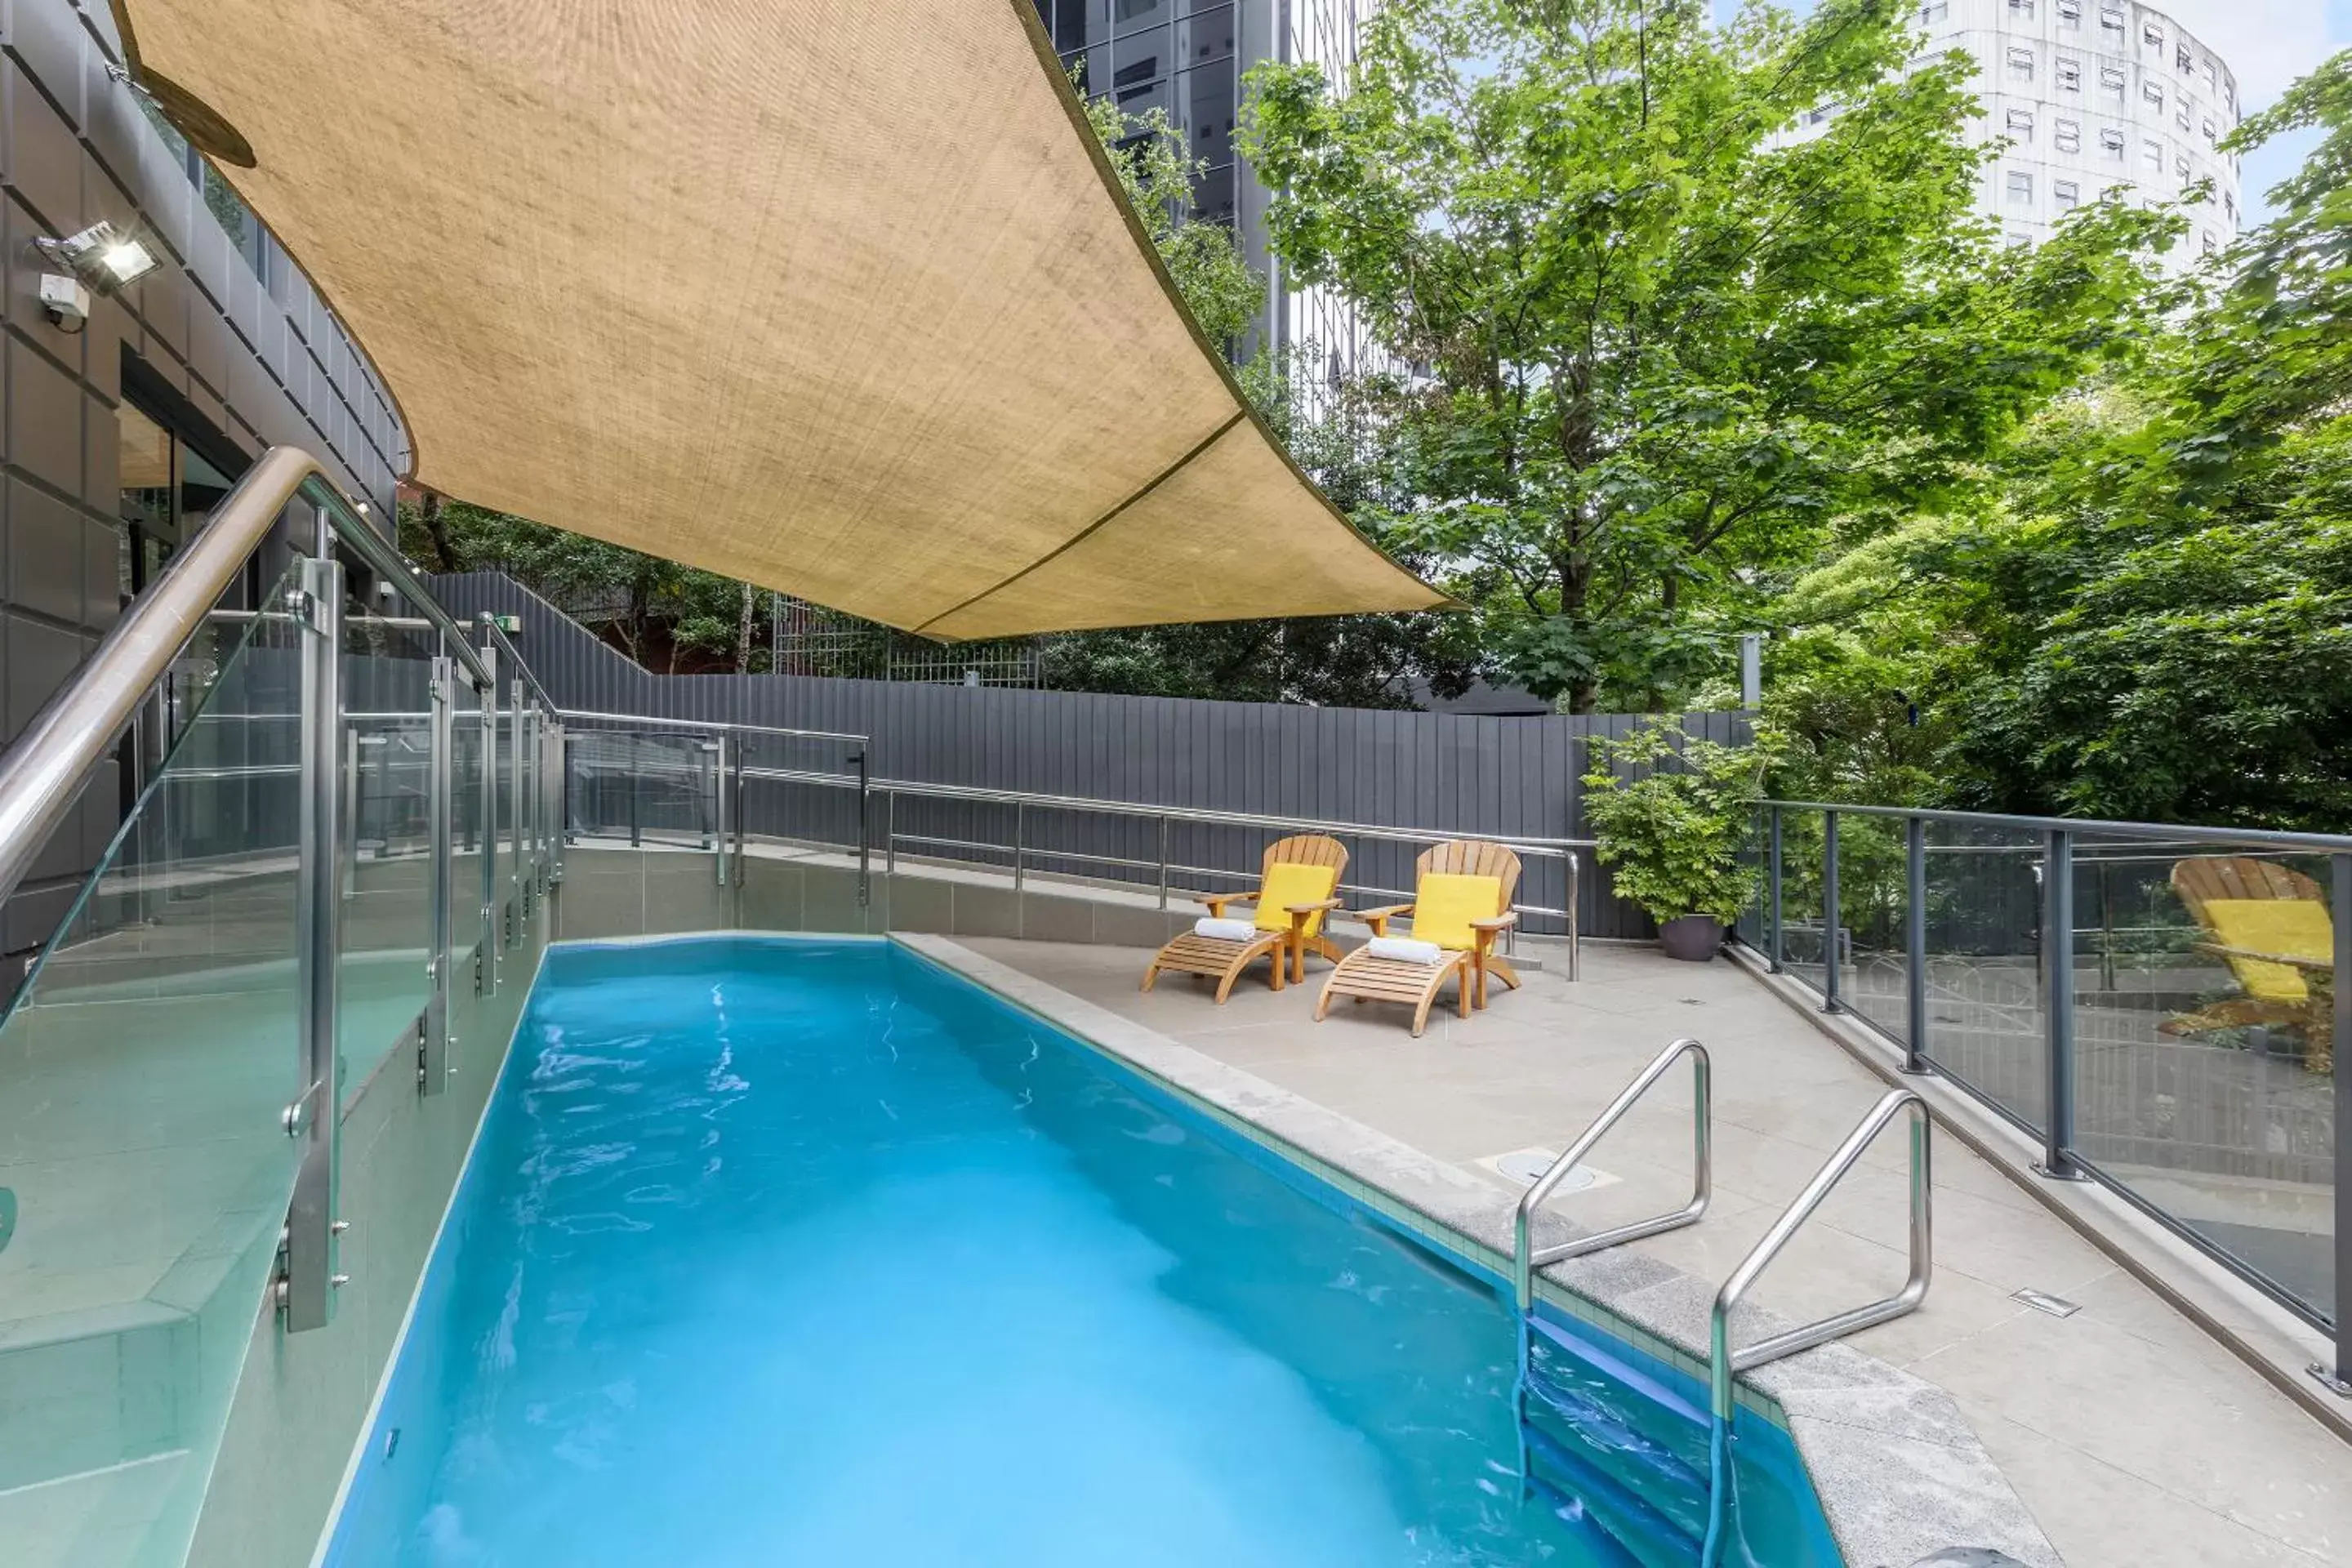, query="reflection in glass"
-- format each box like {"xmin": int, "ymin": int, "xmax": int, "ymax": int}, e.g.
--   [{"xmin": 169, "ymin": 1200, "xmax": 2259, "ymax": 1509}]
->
[
  {"xmin": 2070, "ymin": 840, "xmax": 2336, "ymax": 1323},
  {"xmin": 0, "ymin": 568, "xmax": 307, "ymax": 1564},
  {"xmin": 1918, "ymin": 823, "xmax": 2048, "ymax": 1129}
]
